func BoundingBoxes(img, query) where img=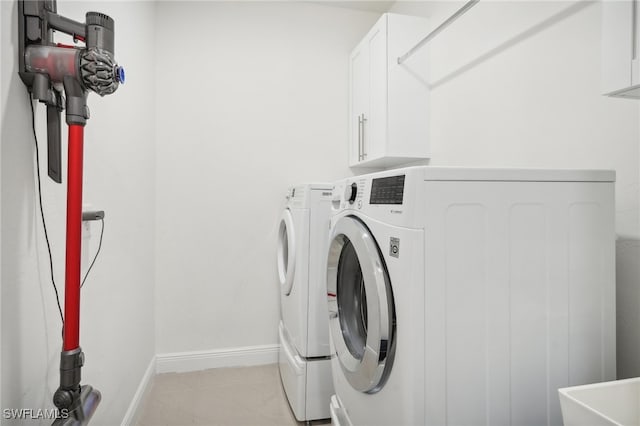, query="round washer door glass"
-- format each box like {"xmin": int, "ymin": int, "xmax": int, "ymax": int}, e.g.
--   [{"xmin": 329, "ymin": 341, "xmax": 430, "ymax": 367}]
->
[
  {"xmin": 327, "ymin": 216, "xmax": 396, "ymax": 393},
  {"xmin": 277, "ymin": 209, "xmax": 296, "ymax": 295}
]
